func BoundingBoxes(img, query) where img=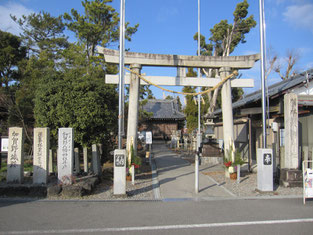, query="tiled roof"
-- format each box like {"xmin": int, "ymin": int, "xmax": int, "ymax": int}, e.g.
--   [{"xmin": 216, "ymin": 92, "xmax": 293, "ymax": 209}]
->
[
  {"xmin": 142, "ymin": 99, "xmax": 185, "ymax": 120},
  {"xmin": 214, "ymin": 69, "xmax": 313, "ymax": 115}
]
